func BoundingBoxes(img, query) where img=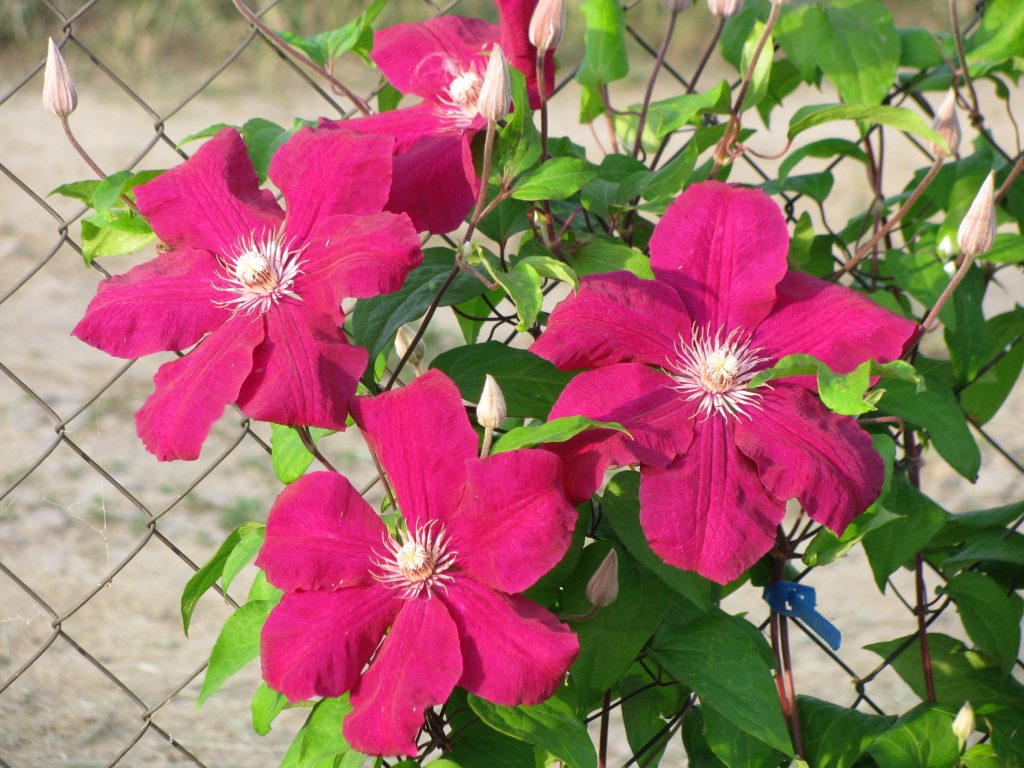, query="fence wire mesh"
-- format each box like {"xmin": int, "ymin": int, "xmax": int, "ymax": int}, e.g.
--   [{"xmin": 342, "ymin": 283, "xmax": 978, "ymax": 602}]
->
[{"xmin": 0, "ymin": 1, "xmax": 1021, "ymax": 766}]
